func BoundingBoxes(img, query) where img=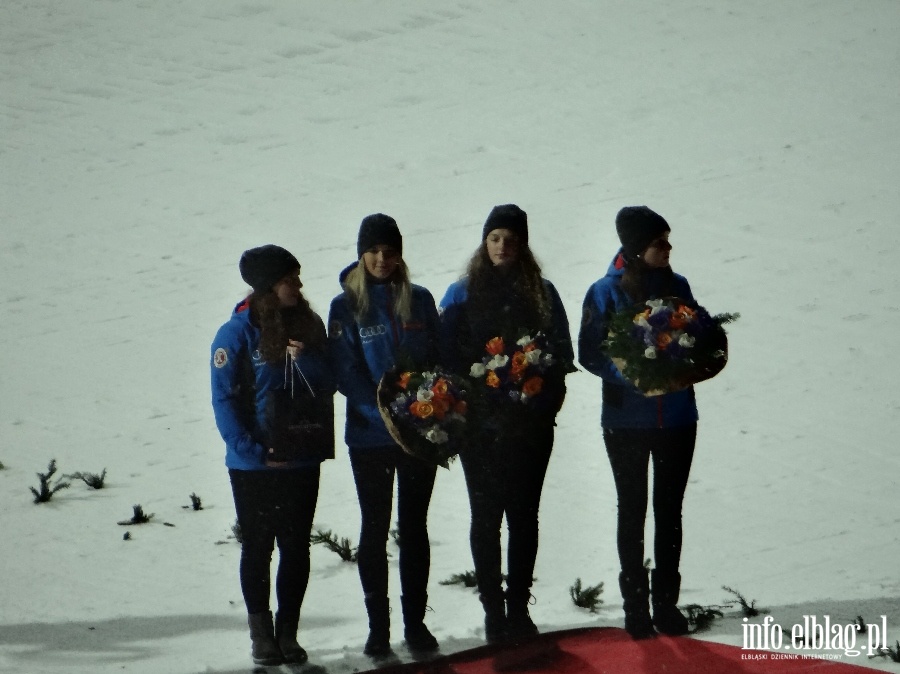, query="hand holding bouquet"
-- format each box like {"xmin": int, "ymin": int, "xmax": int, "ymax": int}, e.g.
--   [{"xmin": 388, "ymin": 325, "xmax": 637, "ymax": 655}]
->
[
  {"xmin": 377, "ymin": 367, "xmax": 468, "ymax": 468},
  {"xmin": 603, "ymin": 297, "xmax": 738, "ymax": 396}
]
